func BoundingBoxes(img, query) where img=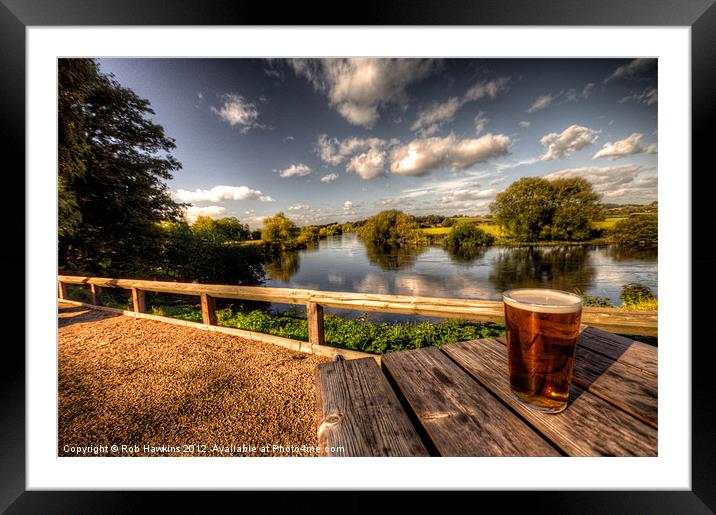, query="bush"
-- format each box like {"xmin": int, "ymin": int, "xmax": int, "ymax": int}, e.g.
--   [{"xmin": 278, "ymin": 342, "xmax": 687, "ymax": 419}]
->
[
  {"xmin": 444, "ymin": 221, "xmax": 493, "ymax": 251},
  {"xmin": 610, "ymin": 215, "xmax": 657, "ymax": 248},
  {"xmin": 357, "ymin": 210, "xmax": 427, "ymax": 246},
  {"xmin": 620, "ymin": 283, "xmax": 657, "ymax": 309}
]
